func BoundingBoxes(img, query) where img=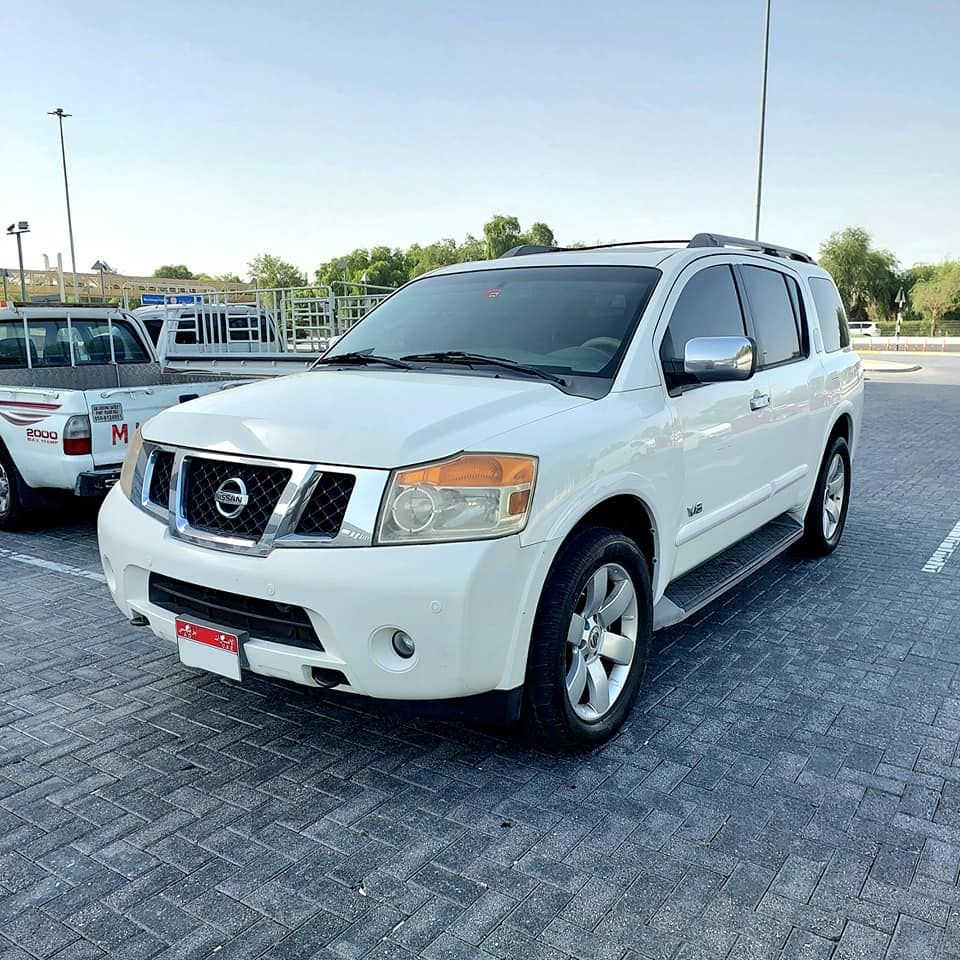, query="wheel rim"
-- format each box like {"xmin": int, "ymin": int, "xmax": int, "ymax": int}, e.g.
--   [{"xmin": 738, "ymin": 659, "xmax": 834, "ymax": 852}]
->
[
  {"xmin": 565, "ymin": 562, "xmax": 639, "ymax": 722},
  {"xmin": 822, "ymin": 453, "xmax": 845, "ymax": 540},
  {"xmin": 0, "ymin": 461, "xmax": 9, "ymax": 518}
]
